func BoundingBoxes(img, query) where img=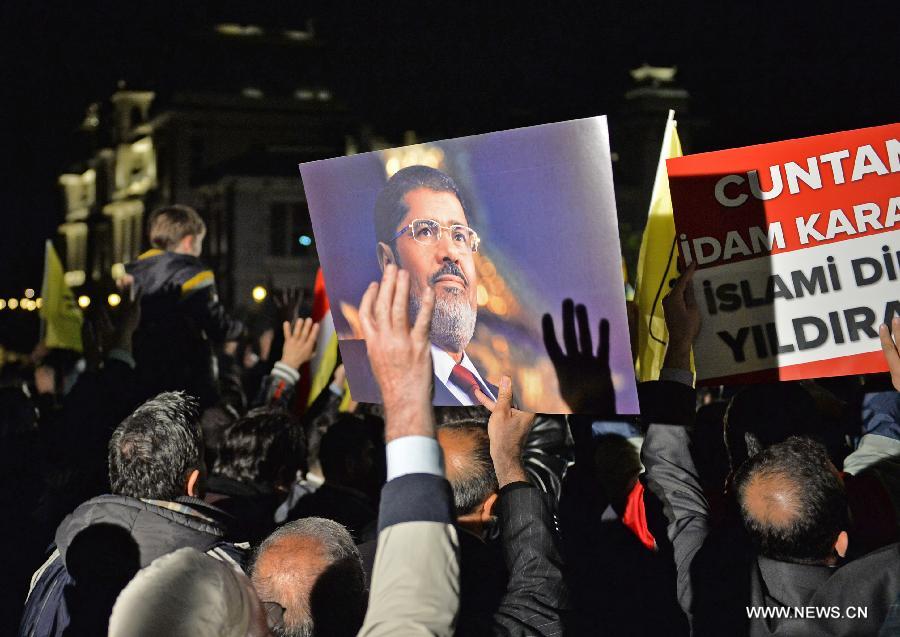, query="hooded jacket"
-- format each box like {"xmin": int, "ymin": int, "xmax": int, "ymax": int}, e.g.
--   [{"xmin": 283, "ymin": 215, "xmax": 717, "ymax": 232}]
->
[
  {"xmin": 19, "ymin": 494, "xmax": 245, "ymax": 637},
  {"xmin": 125, "ymin": 249, "xmax": 244, "ymax": 406}
]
